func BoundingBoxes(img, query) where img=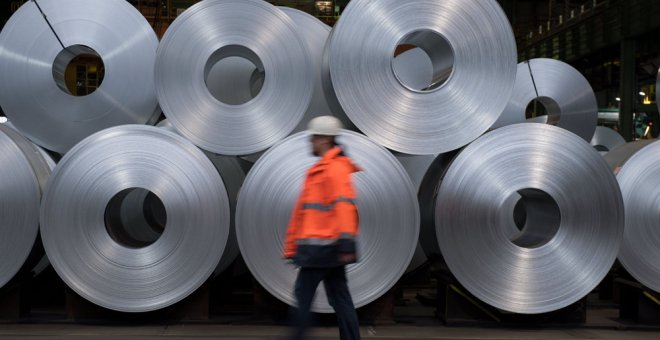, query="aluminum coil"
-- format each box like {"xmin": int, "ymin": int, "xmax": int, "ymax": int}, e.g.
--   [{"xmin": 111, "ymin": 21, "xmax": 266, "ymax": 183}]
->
[
  {"xmin": 0, "ymin": 127, "xmax": 42, "ymax": 289},
  {"xmin": 0, "ymin": 0, "xmax": 159, "ymax": 153},
  {"xmin": 155, "ymin": 0, "xmax": 313, "ymax": 155},
  {"xmin": 1, "ymin": 121, "xmax": 56, "ymax": 277},
  {"xmin": 40, "ymin": 125, "xmax": 230, "ymax": 312},
  {"xmin": 615, "ymin": 140, "xmax": 660, "ymax": 292},
  {"xmin": 157, "ymin": 119, "xmax": 245, "ymax": 275},
  {"xmin": 493, "ymin": 59, "xmax": 598, "ymax": 142},
  {"xmin": 323, "ymin": 0, "xmax": 517, "ymax": 155},
  {"xmin": 436, "ymin": 124, "xmax": 623, "ymax": 314},
  {"xmin": 591, "ymin": 126, "xmax": 625, "ymax": 155},
  {"xmin": 236, "ymin": 131, "xmax": 419, "ymax": 313}
]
